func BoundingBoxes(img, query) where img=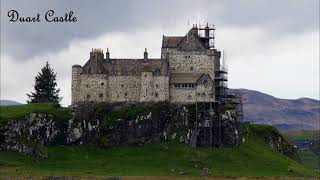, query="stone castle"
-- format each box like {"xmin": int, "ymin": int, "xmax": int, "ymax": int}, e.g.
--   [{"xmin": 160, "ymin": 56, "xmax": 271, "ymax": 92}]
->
[{"xmin": 72, "ymin": 24, "xmax": 227, "ymax": 105}]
